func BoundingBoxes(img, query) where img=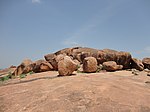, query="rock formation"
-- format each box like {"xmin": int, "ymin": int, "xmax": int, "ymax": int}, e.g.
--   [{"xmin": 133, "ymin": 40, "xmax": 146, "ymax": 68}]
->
[{"xmin": 11, "ymin": 47, "xmax": 150, "ymax": 76}]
